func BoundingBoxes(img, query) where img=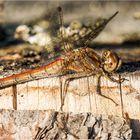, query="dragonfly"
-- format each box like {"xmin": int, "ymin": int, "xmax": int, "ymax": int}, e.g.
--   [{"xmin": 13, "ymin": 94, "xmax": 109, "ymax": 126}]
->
[{"xmin": 0, "ymin": 7, "xmax": 124, "ymax": 111}]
